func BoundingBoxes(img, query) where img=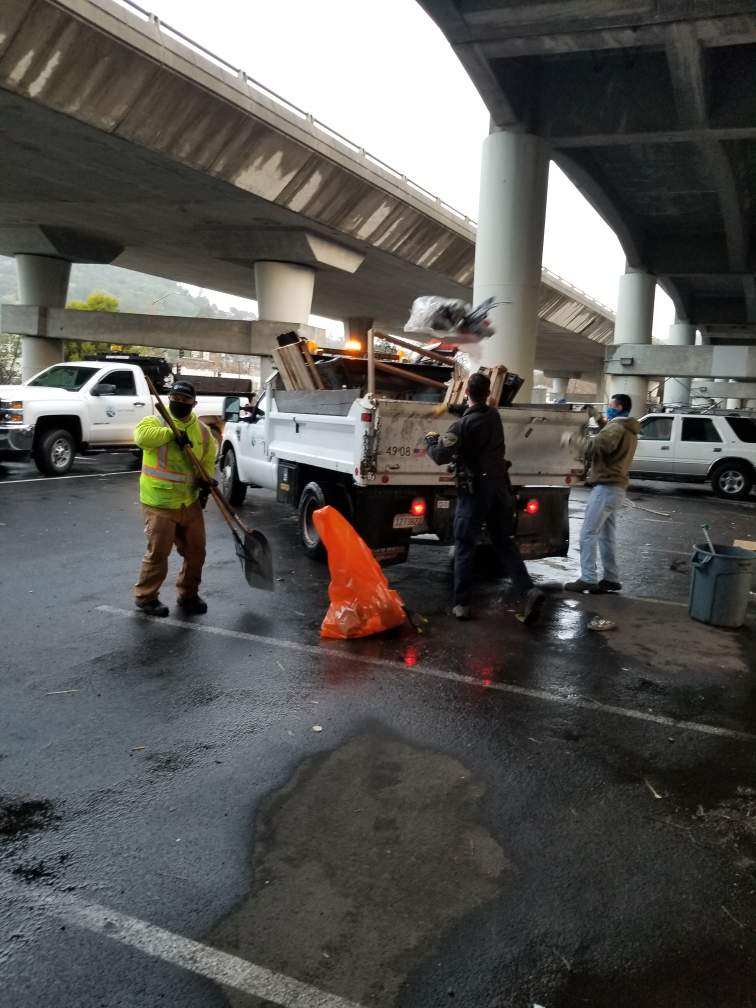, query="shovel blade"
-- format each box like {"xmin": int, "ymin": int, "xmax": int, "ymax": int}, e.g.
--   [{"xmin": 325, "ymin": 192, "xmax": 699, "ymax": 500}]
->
[{"xmin": 235, "ymin": 528, "xmax": 274, "ymax": 591}]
